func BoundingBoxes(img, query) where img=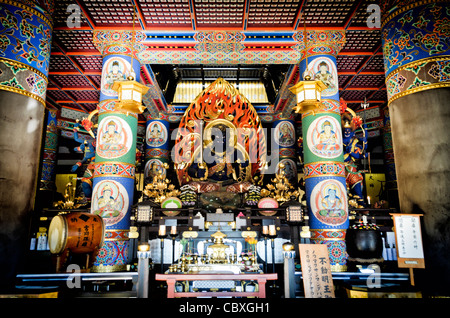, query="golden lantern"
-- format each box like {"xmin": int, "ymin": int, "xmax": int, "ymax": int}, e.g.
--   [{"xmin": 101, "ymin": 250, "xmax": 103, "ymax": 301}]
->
[
  {"xmin": 289, "ymin": 74, "xmax": 327, "ymax": 115},
  {"xmin": 289, "ymin": 19, "xmax": 328, "ymax": 115},
  {"xmin": 112, "ymin": 77, "xmax": 149, "ymax": 114}
]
